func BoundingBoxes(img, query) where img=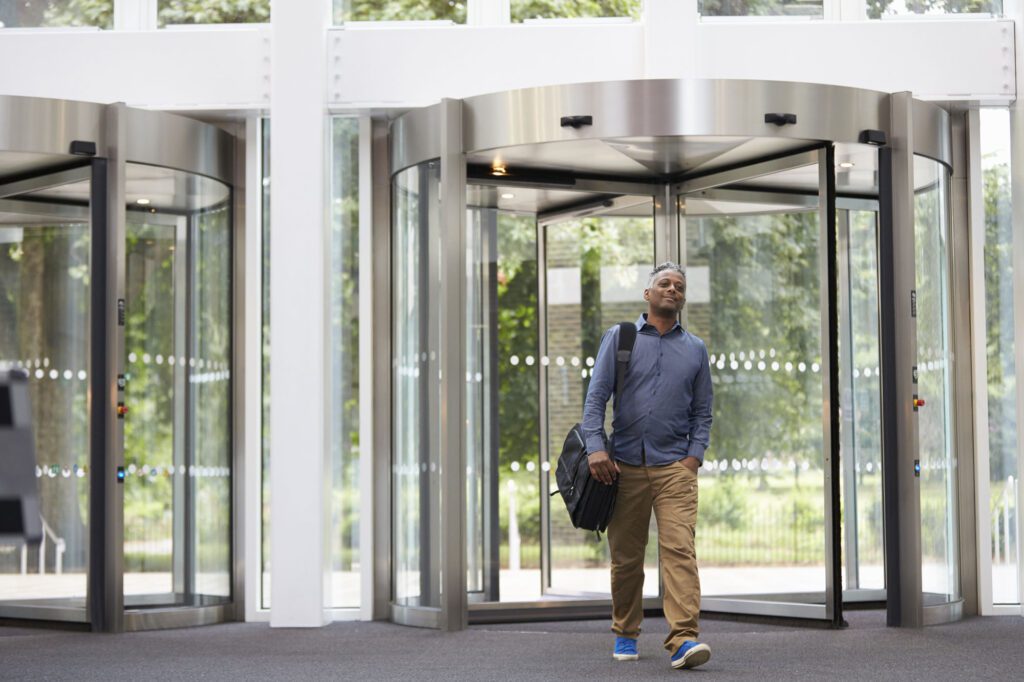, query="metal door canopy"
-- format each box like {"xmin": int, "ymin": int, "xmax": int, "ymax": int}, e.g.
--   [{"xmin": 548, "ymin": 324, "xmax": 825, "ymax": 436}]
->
[{"xmin": 391, "ymin": 79, "xmax": 951, "ymax": 192}]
